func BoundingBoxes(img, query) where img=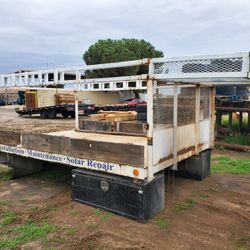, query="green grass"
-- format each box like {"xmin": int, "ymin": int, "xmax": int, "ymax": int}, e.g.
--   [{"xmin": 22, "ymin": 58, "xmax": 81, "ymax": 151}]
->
[
  {"xmin": 68, "ymin": 209, "xmax": 79, "ymax": 216},
  {"xmin": 0, "ymin": 211, "xmax": 17, "ymax": 226},
  {"xmin": 200, "ymin": 193, "xmax": 209, "ymax": 199},
  {"xmin": 65, "ymin": 227, "xmax": 77, "ymax": 236},
  {"xmin": 0, "ymin": 200, "xmax": 11, "ymax": 206},
  {"xmin": 95, "ymin": 208, "xmax": 113, "ymax": 220},
  {"xmin": 155, "ymin": 218, "xmax": 170, "ymax": 228},
  {"xmin": 206, "ymin": 187, "xmax": 218, "ymax": 193},
  {"xmin": 223, "ymin": 133, "xmax": 250, "ymax": 146},
  {"xmin": 212, "ymin": 156, "xmax": 250, "ymax": 174},
  {"xmin": 87, "ymin": 223, "xmax": 98, "ymax": 230},
  {"xmin": 0, "ymin": 221, "xmax": 57, "ymax": 249},
  {"xmin": 0, "ymin": 165, "xmax": 13, "ymax": 182},
  {"xmin": 175, "ymin": 198, "xmax": 196, "ymax": 213}
]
